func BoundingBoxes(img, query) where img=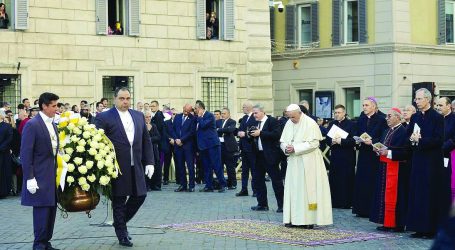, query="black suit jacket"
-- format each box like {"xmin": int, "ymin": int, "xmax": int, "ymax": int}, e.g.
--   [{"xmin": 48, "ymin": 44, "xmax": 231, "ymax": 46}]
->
[
  {"xmin": 238, "ymin": 113, "xmax": 256, "ymax": 152},
  {"xmin": 253, "ymin": 115, "xmax": 281, "ymax": 165},
  {"xmin": 217, "ymin": 118, "xmax": 238, "ymax": 152}
]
